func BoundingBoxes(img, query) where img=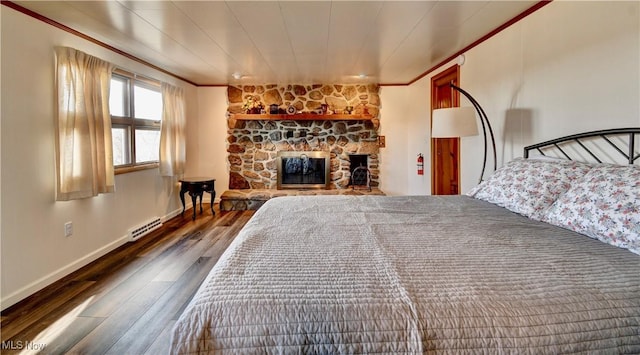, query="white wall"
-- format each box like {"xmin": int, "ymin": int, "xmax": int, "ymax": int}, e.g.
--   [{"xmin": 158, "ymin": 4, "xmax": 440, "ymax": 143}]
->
[
  {"xmin": 192, "ymin": 88, "xmax": 230, "ymax": 195},
  {"xmin": 379, "ymin": 81, "xmax": 431, "ymax": 196},
  {"xmin": 378, "ymin": 86, "xmax": 409, "ymax": 195},
  {"xmin": 381, "ymin": 1, "xmax": 640, "ymax": 195},
  {"xmin": 0, "ymin": 7, "xmax": 198, "ymax": 309}
]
